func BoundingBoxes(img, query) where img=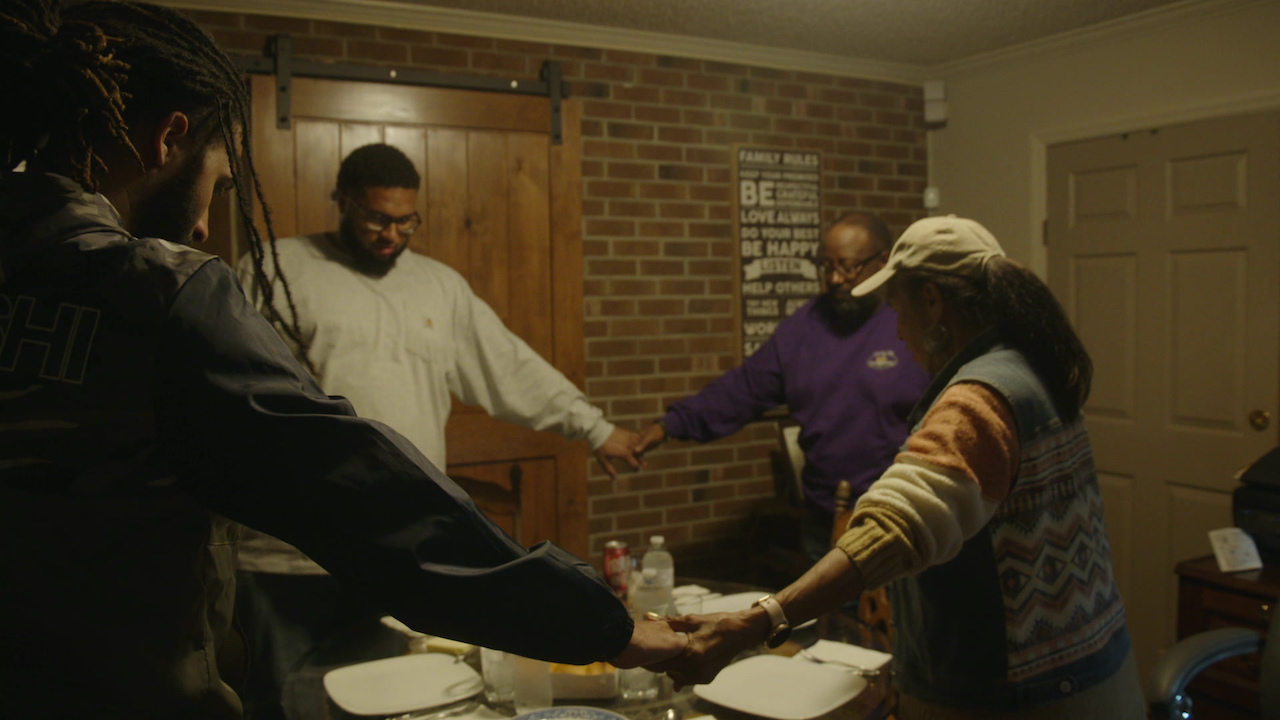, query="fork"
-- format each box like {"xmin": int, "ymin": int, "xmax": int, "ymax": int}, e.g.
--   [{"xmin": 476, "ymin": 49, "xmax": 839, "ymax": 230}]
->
[{"xmin": 795, "ymin": 647, "xmax": 881, "ymax": 677}]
